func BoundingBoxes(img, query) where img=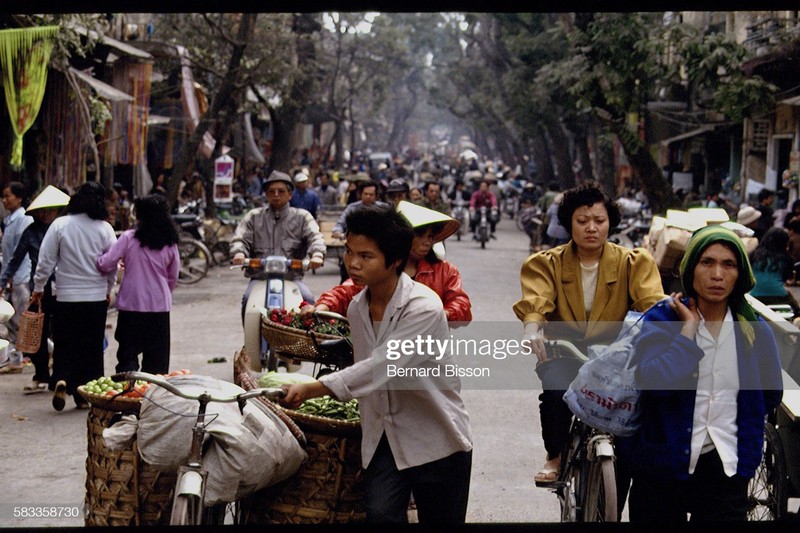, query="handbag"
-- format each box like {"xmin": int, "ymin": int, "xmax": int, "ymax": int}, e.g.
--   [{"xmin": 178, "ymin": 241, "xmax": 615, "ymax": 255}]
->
[
  {"xmin": 16, "ymin": 303, "xmax": 44, "ymax": 354},
  {"xmin": 562, "ymin": 311, "xmax": 644, "ymax": 437}
]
